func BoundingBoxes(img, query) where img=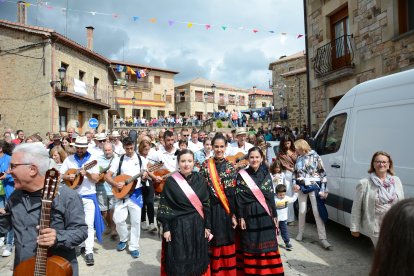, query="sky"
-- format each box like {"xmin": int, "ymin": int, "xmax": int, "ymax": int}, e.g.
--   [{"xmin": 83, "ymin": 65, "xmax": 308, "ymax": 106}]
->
[{"xmin": 0, "ymin": 0, "xmax": 305, "ymax": 90}]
